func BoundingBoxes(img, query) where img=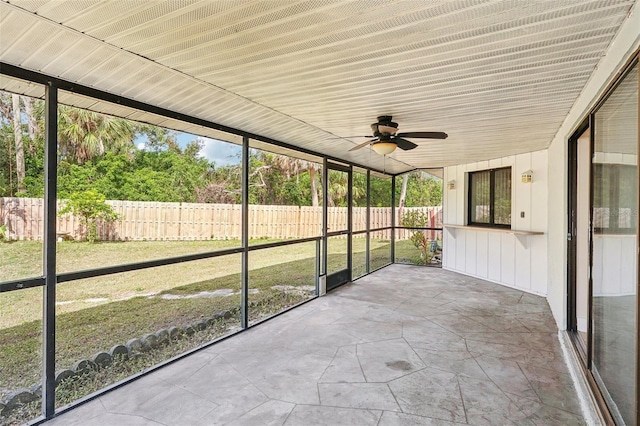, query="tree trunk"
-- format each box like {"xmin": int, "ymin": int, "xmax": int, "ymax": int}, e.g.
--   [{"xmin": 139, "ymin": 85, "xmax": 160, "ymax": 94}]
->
[
  {"xmin": 309, "ymin": 166, "xmax": 319, "ymax": 207},
  {"xmin": 397, "ymin": 174, "xmax": 409, "ymax": 225},
  {"xmin": 21, "ymin": 96, "xmax": 38, "ymax": 152},
  {"xmin": 12, "ymin": 94, "xmax": 26, "ymax": 193}
]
